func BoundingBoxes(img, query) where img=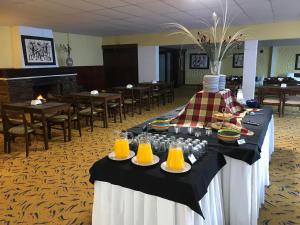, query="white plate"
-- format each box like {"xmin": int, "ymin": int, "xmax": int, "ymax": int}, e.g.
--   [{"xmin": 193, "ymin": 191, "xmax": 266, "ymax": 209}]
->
[
  {"xmin": 160, "ymin": 161, "xmax": 191, "ymax": 174},
  {"xmin": 108, "ymin": 151, "xmax": 135, "ymax": 161},
  {"xmin": 131, "ymin": 155, "xmax": 160, "ymax": 166}
]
